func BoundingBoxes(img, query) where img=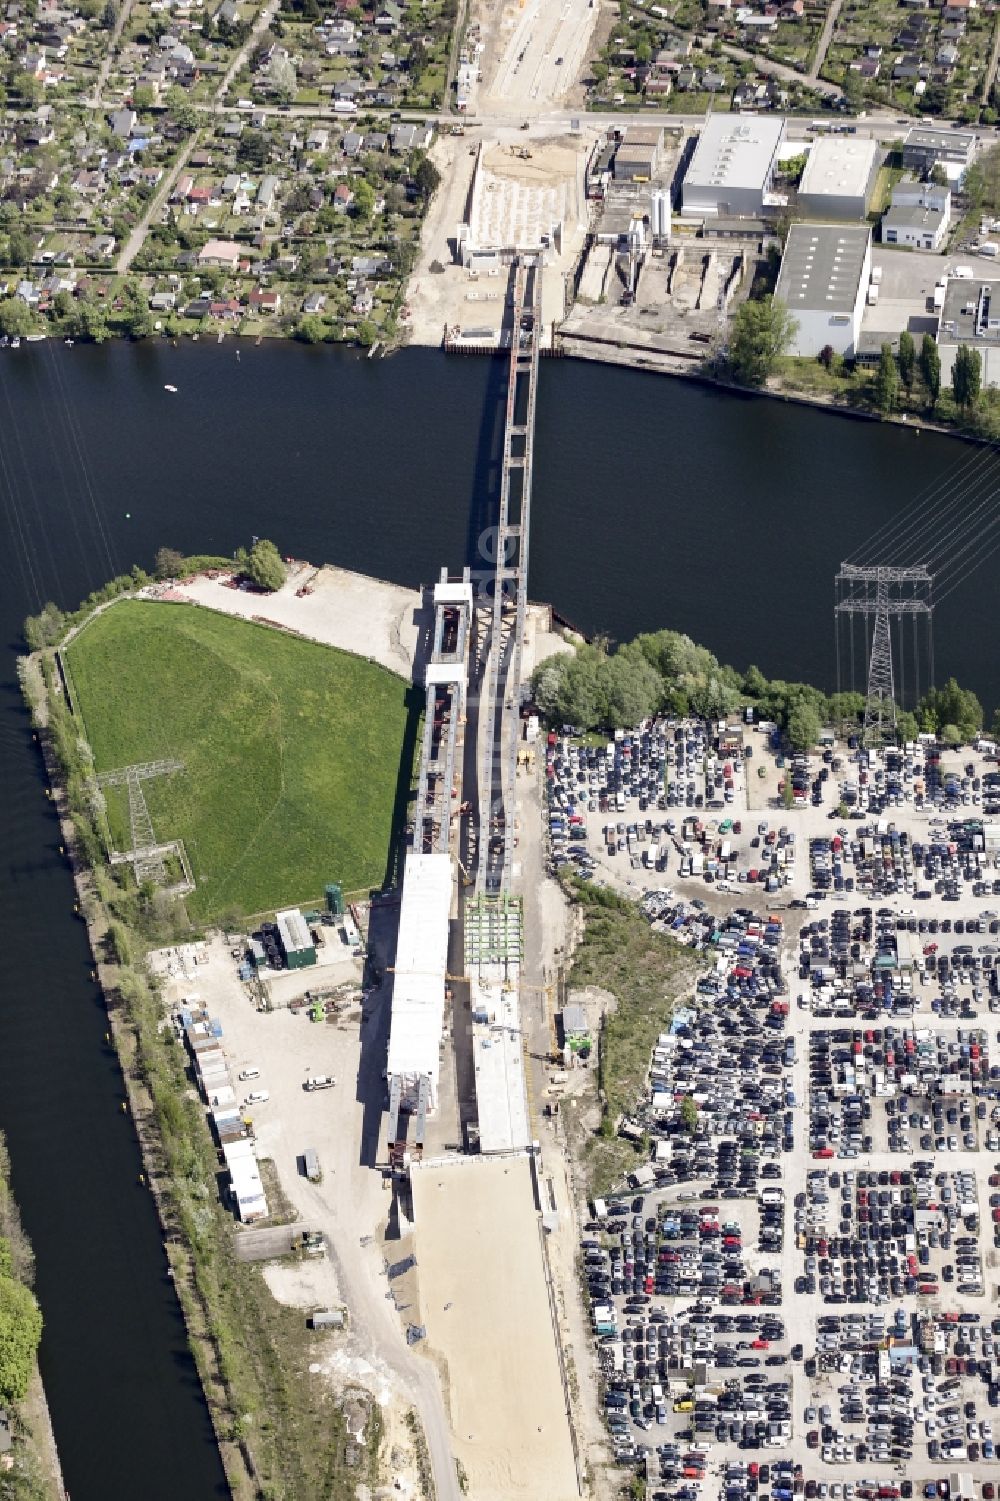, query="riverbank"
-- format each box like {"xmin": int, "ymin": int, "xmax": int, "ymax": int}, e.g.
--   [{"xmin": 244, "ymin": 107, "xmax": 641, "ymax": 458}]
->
[
  {"xmin": 0, "ymin": 1128, "xmax": 64, "ymax": 1501},
  {"xmin": 17, "ymin": 641, "xmax": 390, "ymax": 1500}
]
